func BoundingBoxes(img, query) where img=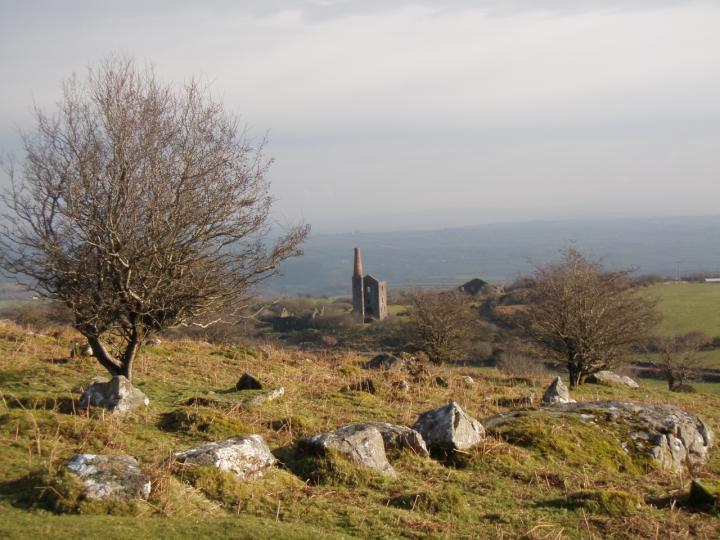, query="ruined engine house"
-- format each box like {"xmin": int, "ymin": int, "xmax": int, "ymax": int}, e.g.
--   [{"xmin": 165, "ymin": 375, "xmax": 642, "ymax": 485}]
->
[{"xmin": 351, "ymin": 247, "xmax": 388, "ymax": 322}]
